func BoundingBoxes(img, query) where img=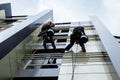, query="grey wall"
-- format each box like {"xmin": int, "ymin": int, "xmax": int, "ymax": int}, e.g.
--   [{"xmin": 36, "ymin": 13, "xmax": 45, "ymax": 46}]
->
[
  {"xmin": 0, "ymin": 10, "xmax": 53, "ymax": 80},
  {"xmin": 0, "ymin": 3, "xmax": 12, "ymax": 17}
]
